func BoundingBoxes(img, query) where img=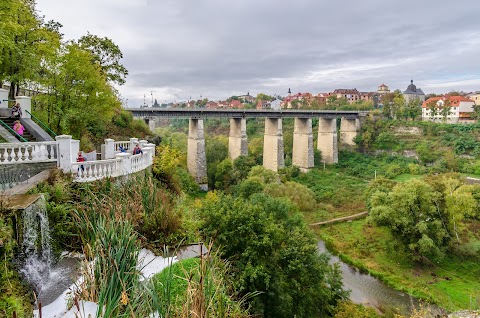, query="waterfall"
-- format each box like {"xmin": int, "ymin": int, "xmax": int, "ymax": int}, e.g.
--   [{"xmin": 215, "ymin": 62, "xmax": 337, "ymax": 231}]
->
[{"xmin": 20, "ymin": 195, "xmax": 53, "ymax": 292}]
